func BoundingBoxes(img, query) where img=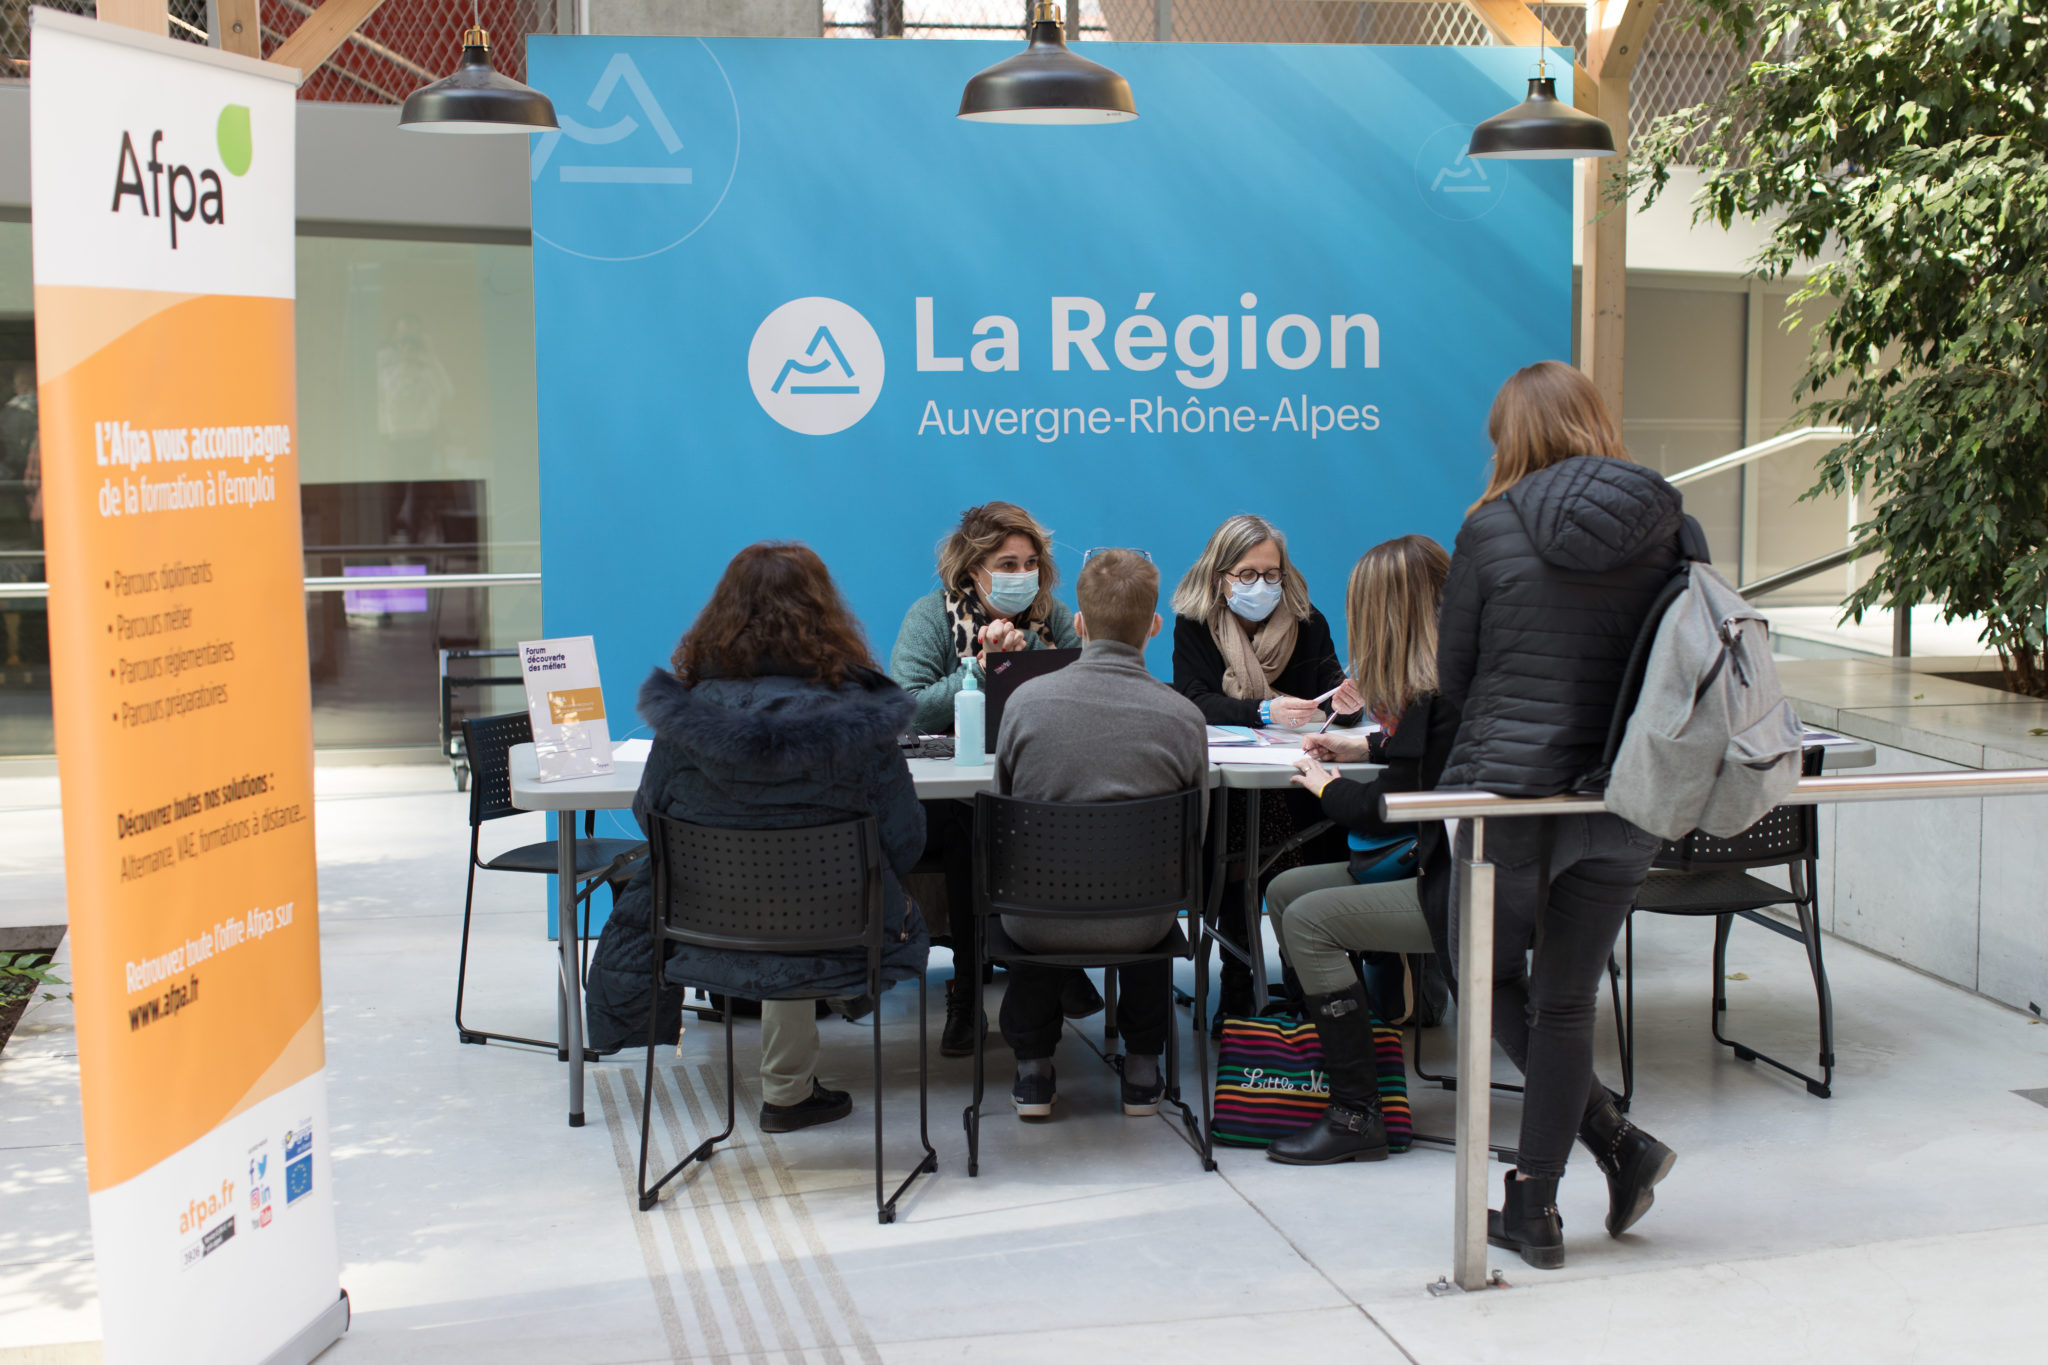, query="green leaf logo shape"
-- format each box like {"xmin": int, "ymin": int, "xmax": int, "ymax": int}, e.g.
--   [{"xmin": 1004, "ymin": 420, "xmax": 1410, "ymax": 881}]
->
[{"xmin": 217, "ymin": 105, "xmax": 253, "ymax": 177}]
